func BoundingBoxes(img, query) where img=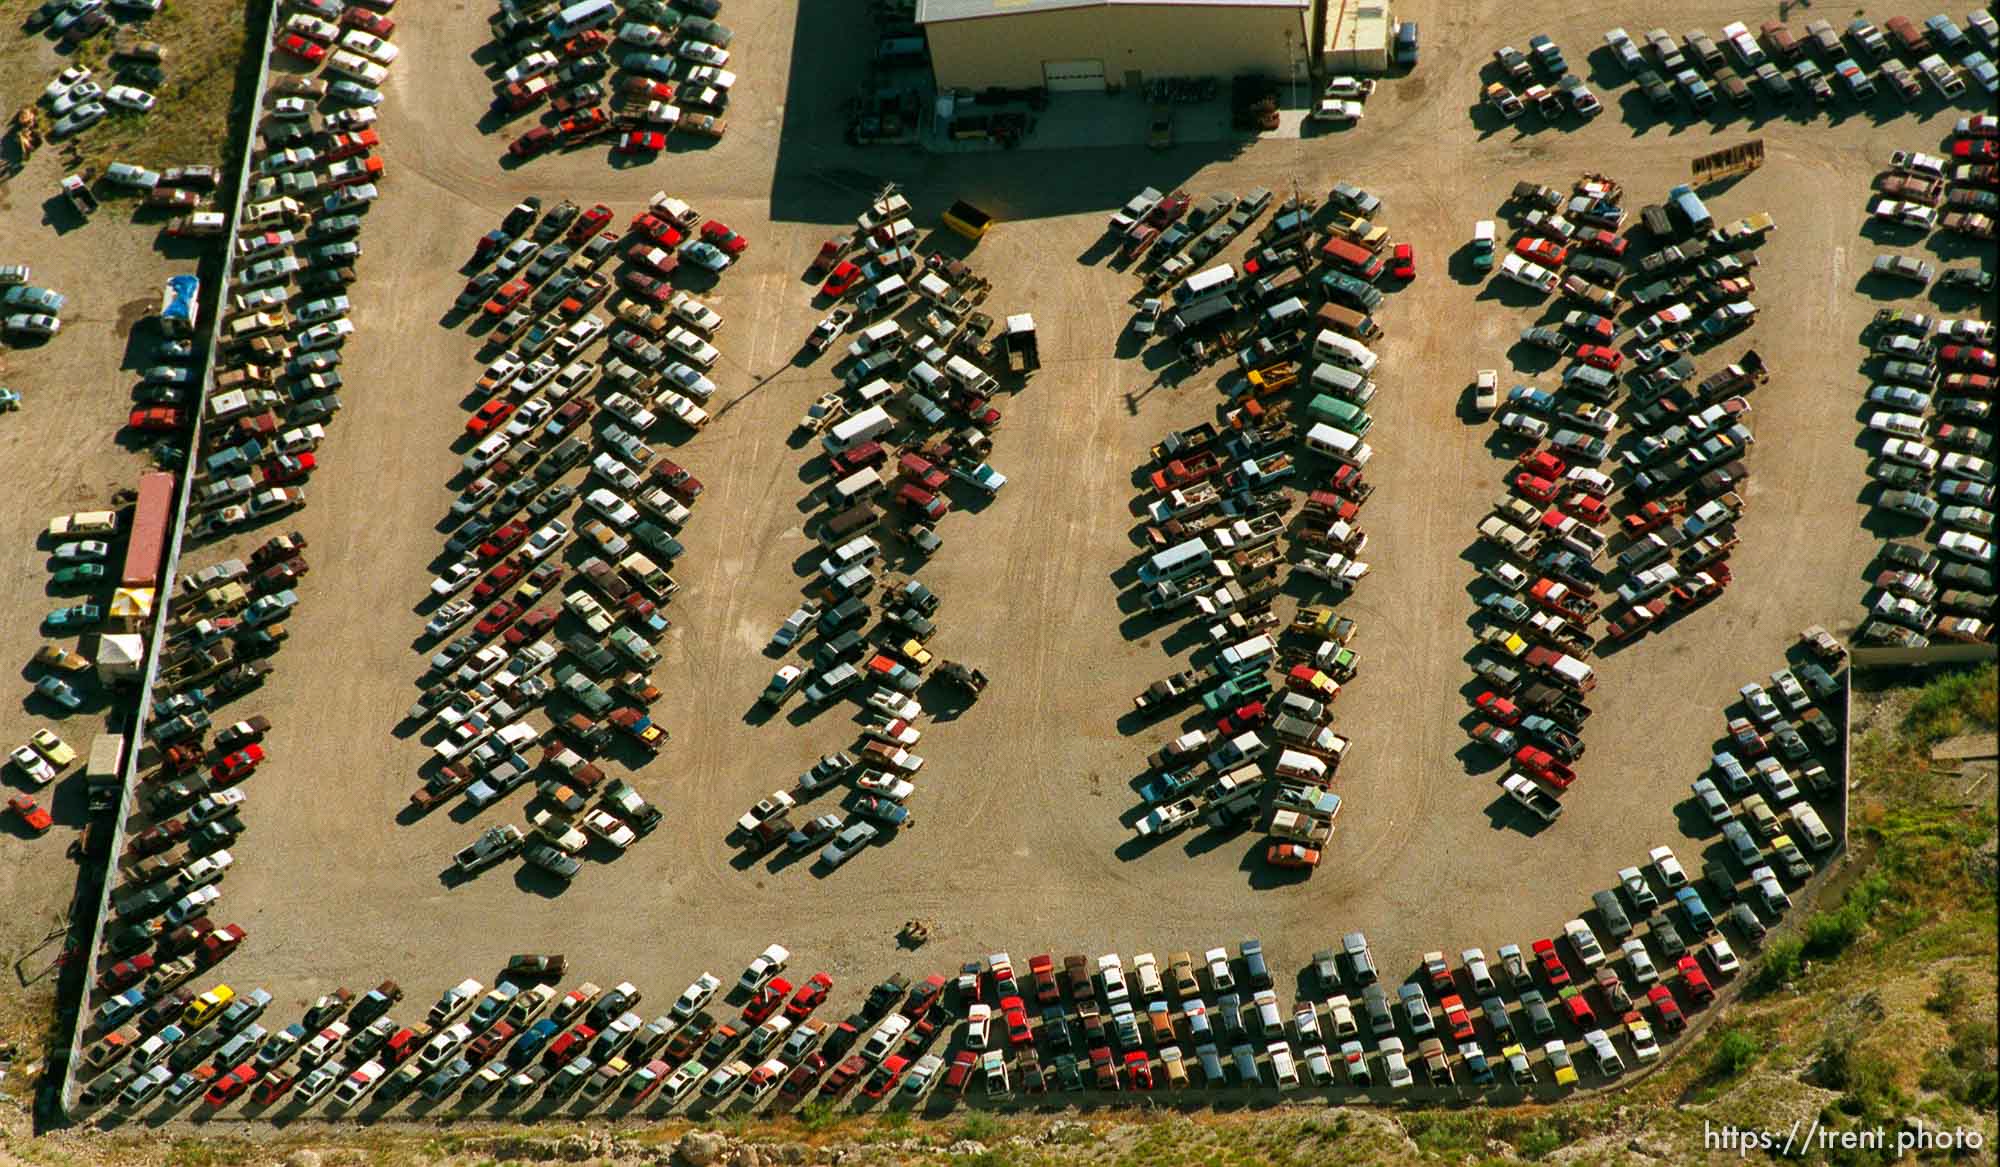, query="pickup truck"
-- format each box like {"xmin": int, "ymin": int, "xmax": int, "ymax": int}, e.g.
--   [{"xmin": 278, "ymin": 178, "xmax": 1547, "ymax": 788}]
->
[
  {"xmin": 1135, "ymin": 797, "xmax": 1200, "ymax": 838},
  {"xmin": 1149, "ymin": 451, "xmax": 1220, "ymax": 493},
  {"xmin": 1151, "ymin": 422, "xmax": 1219, "ymax": 465},
  {"xmin": 1501, "ymin": 775, "xmax": 1563, "ymax": 823},
  {"xmin": 1682, "ymin": 491, "xmax": 1745, "ymax": 537},
  {"xmin": 1133, "ymin": 667, "xmax": 1211, "ymax": 715}
]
